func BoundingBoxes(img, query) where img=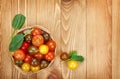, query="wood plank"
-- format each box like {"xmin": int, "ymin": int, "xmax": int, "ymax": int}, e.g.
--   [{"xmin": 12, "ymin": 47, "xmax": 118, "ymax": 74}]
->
[
  {"xmin": 112, "ymin": 0, "xmax": 120, "ymax": 79},
  {"xmin": 61, "ymin": 0, "xmax": 86, "ymax": 79},
  {"xmin": 36, "ymin": 0, "xmax": 61, "ymax": 79},
  {"xmin": 0, "ymin": 0, "xmax": 12, "ymax": 79},
  {"xmin": 0, "ymin": 0, "xmax": 2, "ymax": 78},
  {"xmin": 86, "ymin": 0, "xmax": 112, "ymax": 79},
  {"xmin": 11, "ymin": 0, "xmax": 19, "ymax": 79}
]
